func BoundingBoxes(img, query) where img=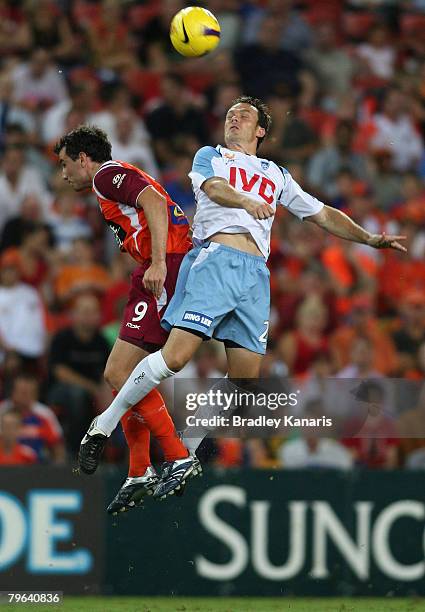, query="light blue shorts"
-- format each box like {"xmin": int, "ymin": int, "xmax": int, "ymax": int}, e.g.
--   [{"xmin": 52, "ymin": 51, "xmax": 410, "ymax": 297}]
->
[{"xmin": 161, "ymin": 242, "xmax": 270, "ymax": 354}]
